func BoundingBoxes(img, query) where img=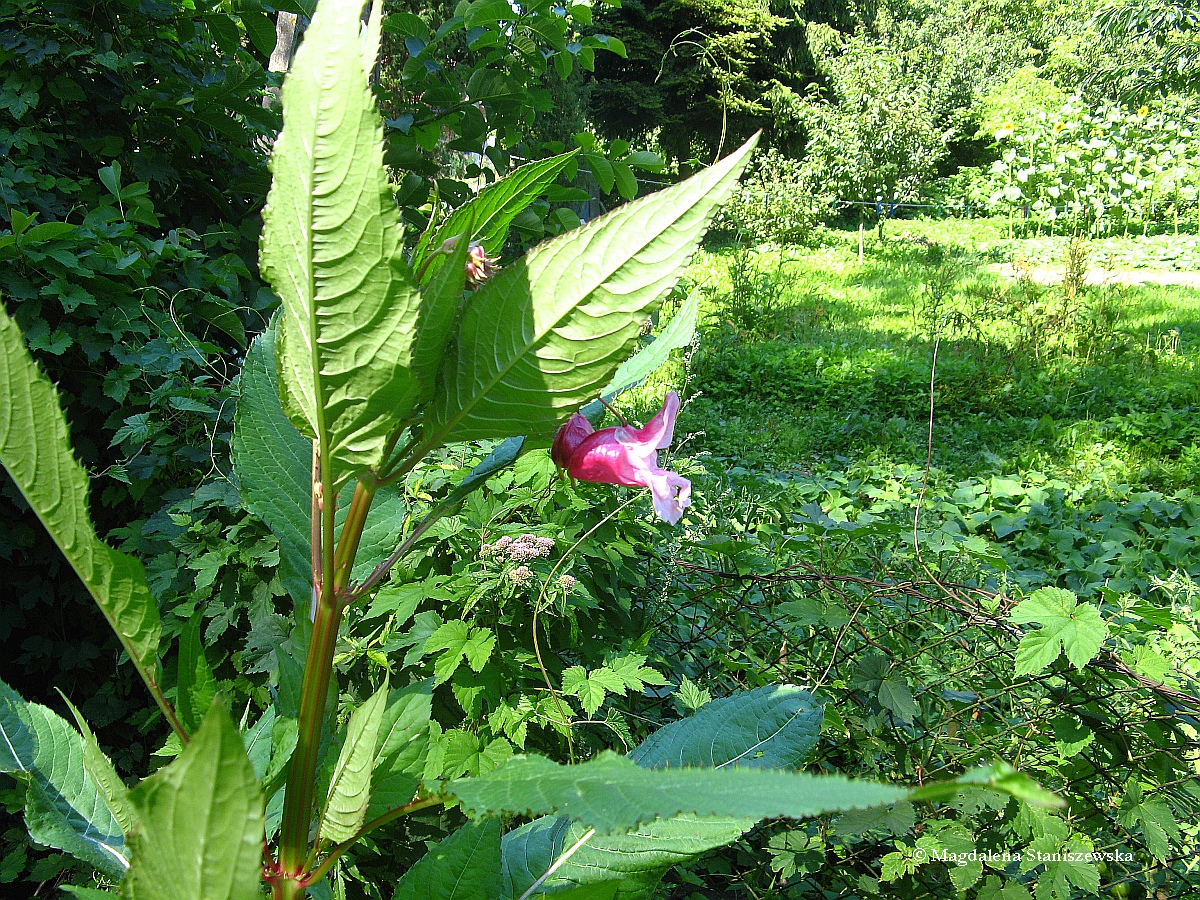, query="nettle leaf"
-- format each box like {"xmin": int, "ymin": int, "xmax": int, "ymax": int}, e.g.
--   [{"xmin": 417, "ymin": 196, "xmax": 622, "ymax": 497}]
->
[
  {"xmin": 414, "ymin": 150, "xmax": 579, "ymax": 263},
  {"xmin": 0, "ymin": 679, "xmax": 127, "ymax": 877},
  {"xmin": 232, "ymin": 323, "xmax": 311, "ymax": 610},
  {"xmin": 320, "ymin": 680, "xmax": 389, "ymax": 844},
  {"xmin": 261, "ymin": 0, "xmax": 422, "ymax": 485},
  {"xmin": 394, "ymin": 818, "xmax": 501, "ymax": 900},
  {"xmin": 0, "ymin": 305, "xmax": 162, "ymax": 701},
  {"xmin": 1010, "ymin": 587, "xmax": 1108, "ymax": 675},
  {"xmin": 425, "ymin": 134, "xmax": 758, "ymax": 446},
  {"xmin": 123, "ymin": 702, "xmax": 264, "ymax": 900},
  {"xmin": 447, "ymin": 751, "xmax": 904, "ymax": 834},
  {"xmin": 631, "ymin": 684, "xmax": 823, "ymax": 771}
]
